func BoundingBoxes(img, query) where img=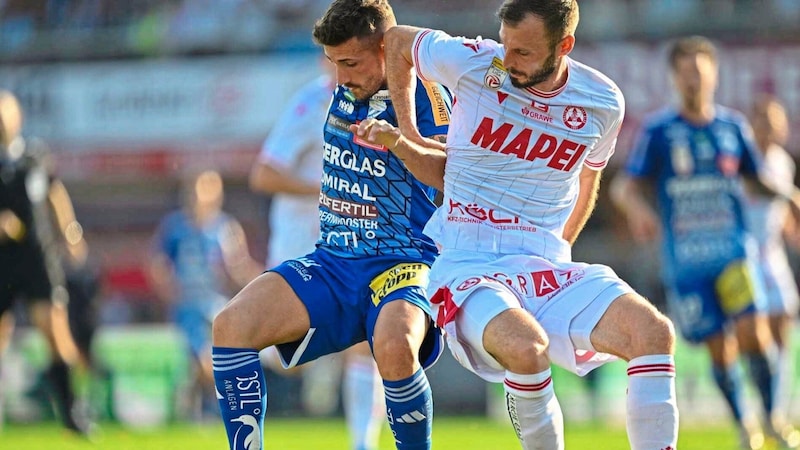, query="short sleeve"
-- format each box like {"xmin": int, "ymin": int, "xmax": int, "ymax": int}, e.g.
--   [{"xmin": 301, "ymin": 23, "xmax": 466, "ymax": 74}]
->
[
  {"xmin": 585, "ymin": 92, "xmax": 625, "ymax": 170},
  {"xmin": 412, "ymin": 29, "xmax": 483, "ymax": 90},
  {"xmin": 625, "ymin": 123, "xmax": 659, "ymax": 178},
  {"xmin": 259, "ymin": 80, "xmax": 330, "ymax": 169},
  {"xmin": 413, "ymin": 78, "xmax": 452, "ymax": 138}
]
